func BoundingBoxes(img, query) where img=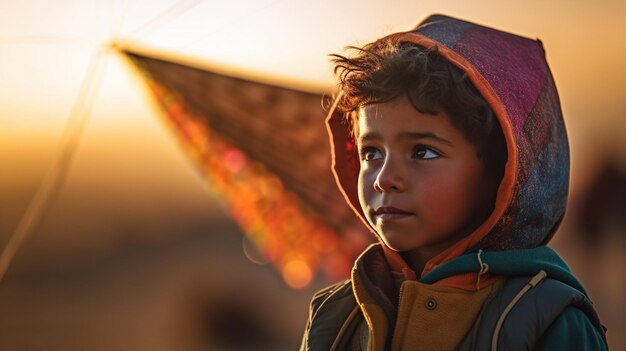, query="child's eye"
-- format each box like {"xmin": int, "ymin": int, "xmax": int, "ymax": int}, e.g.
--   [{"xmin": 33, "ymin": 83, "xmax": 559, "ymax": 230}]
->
[
  {"xmin": 360, "ymin": 147, "xmax": 383, "ymax": 161},
  {"xmin": 413, "ymin": 146, "xmax": 440, "ymax": 160}
]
